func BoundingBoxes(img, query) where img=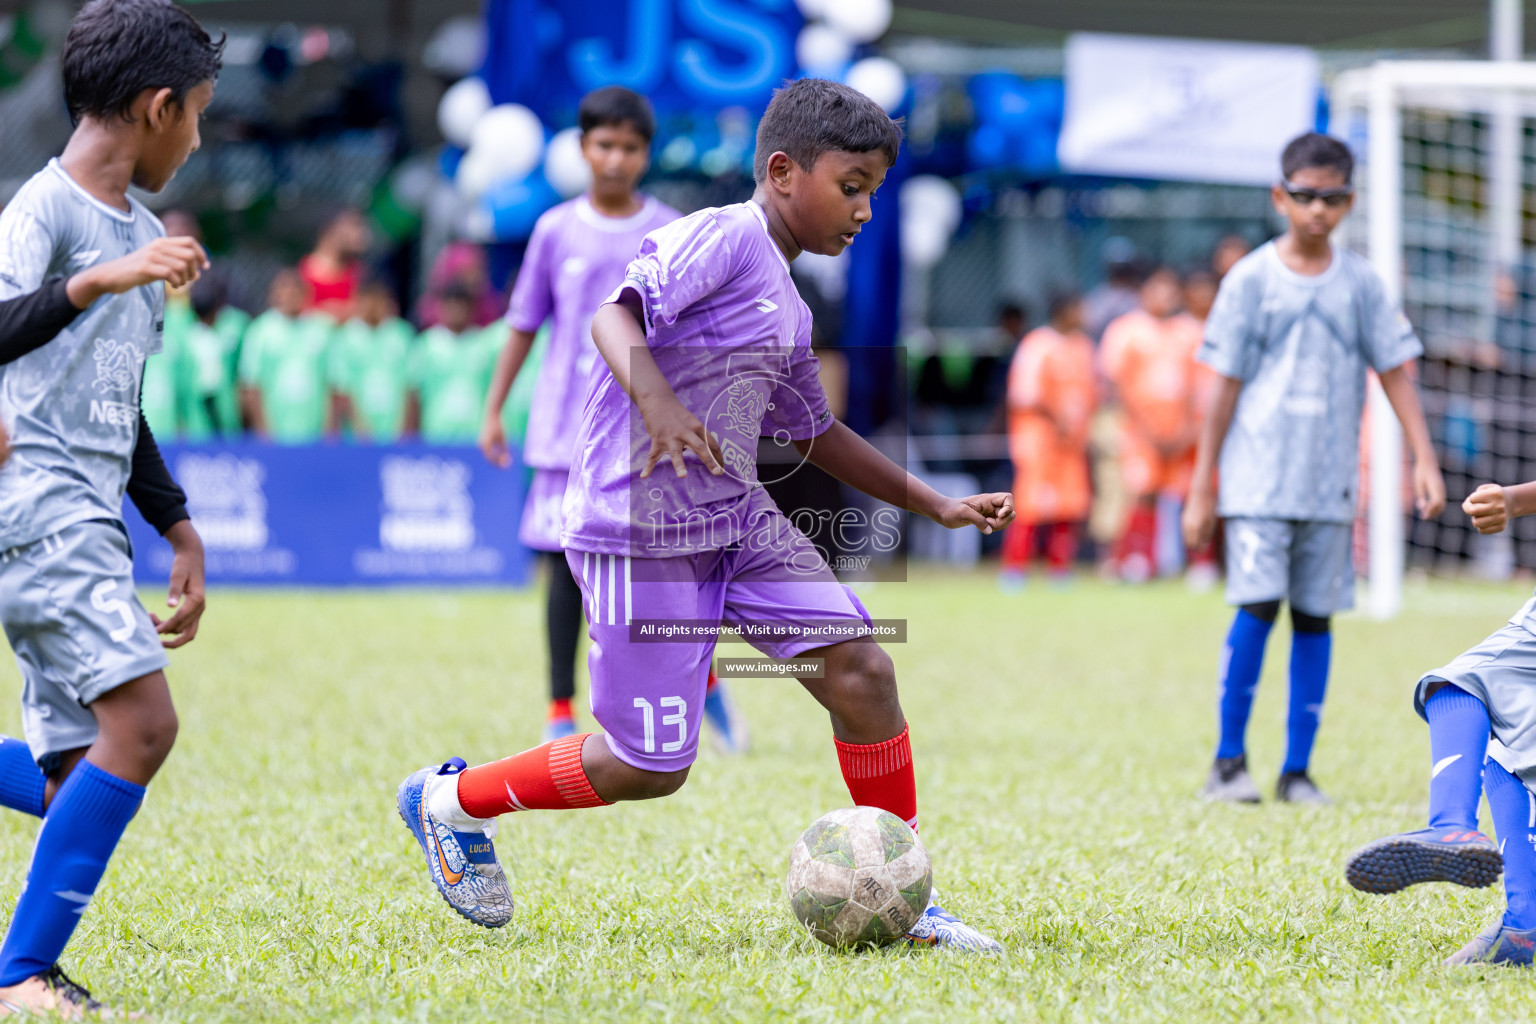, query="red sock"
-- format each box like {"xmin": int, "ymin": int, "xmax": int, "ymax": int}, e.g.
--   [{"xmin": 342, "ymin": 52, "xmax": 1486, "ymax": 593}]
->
[
  {"xmin": 548, "ymin": 697, "xmax": 573, "ymax": 722},
  {"xmin": 1046, "ymin": 521, "xmax": 1078, "ymax": 572},
  {"xmin": 835, "ymin": 725, "xmax": 918, "ymax": 832},
  {"xmin": 1001, "ymin": 521, "xmax": 1035, "ymax": 570},
  {"xmin": 457, "ymin": 733, "xmax": 609, "ymax": 817},
  {"xmin": 705, "ymin": 665, "xmax": 718, "ymax": 694}
]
